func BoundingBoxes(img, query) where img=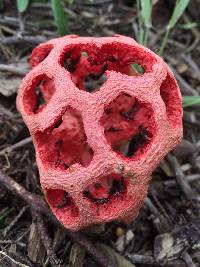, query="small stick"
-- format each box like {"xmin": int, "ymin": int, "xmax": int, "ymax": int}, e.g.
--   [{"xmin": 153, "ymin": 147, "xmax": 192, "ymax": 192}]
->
[
  {"xmin": 0, "ymin": 251, "xmax": 28, "ymax": 267},
  {"xmin": 0, "ymin": 63, "xmax": 27, "ymax": 76},
  {"xmin": 167, "ymin": 154, "xmax": 195, "ymax": 200},
  {"xmin": 126, "ymin": 253, "xmax": 187, "ymax": 267},
  {"xmin": 171, "ymin": 67, "xmax": 198, "ymax": 96},
  {"xmin": 0, "ymin": 104, "xmax": 14, "ymax": 117},
  {"xmin": 182, "ymin": 252, "xmax": 197, "ymax": 267},
  {"xmin": 32, "ymin": 210, "xmax": 63, "ymax": 267},
  {"xmin": 0, "ymin": 35, "xmax": 47, "ymax": 45},
  {"xmin": 0, "ymin": 170, "xmax": 116, "ymax": 267},
  {"xmin": 3, "ymin": 206, "xmax": 28, "ymax": 236},
  {"xmin": 164, "ymin": 174, "xmax": 200, "ymax": 187},
  {"xmin": 0, "ymin": 137, "xmax": 32, "ymax": 155},
  {"xmin": 126, "ymin": 254, "xmax": 157, "ymax": 265},
  {"xmin": 0, "ymin": 170, "xmax": 49, "ymax": 214},
  {"xmin": 0, "ymin": 240, "xmax": 25, "ymax": 247},
  {"xmin": 67, "ymin": 231, "xmax": 116, "ymax": 267},
  {"xmin": 145, "ymin": 197, "xmax": 170, "ymax": 232}
]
